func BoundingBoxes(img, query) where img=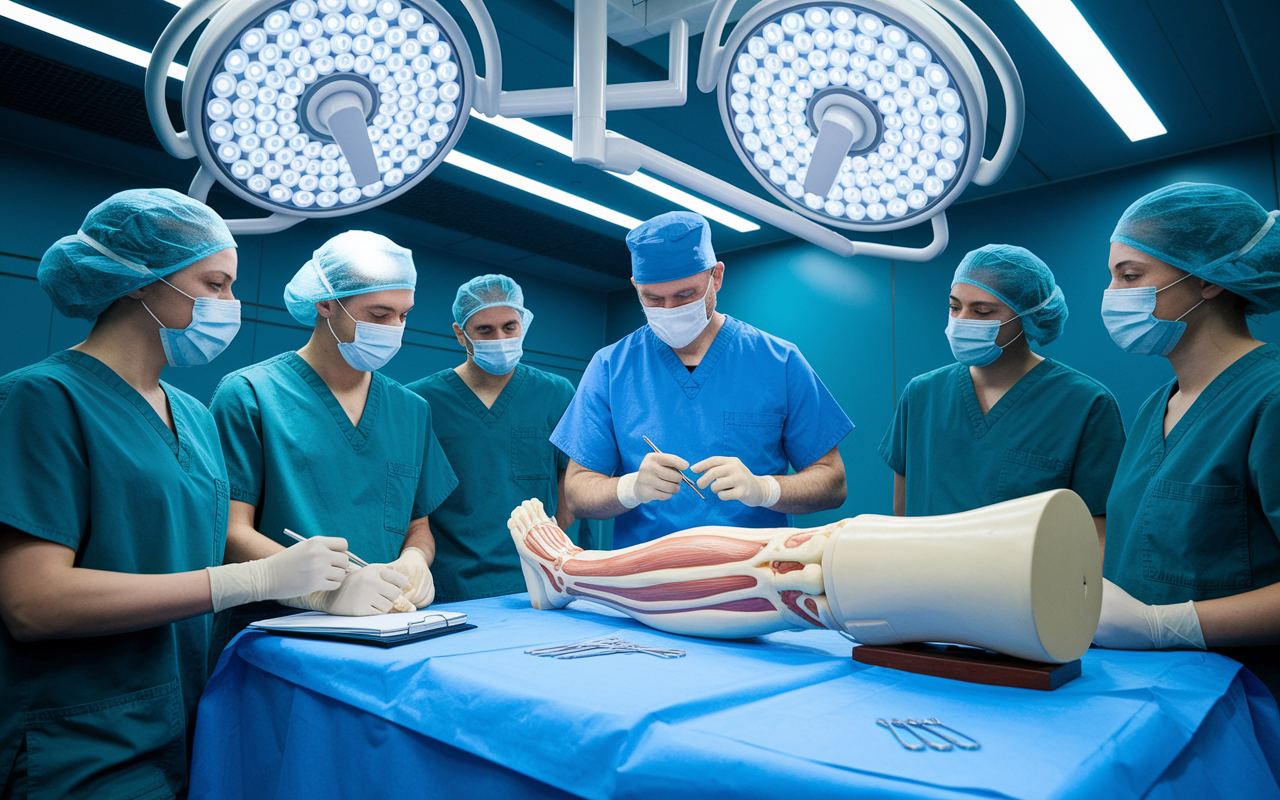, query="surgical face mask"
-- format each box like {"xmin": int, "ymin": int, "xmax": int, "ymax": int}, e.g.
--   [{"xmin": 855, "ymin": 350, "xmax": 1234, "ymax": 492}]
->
[
  {"xmin": 329, "ymin": 299, "xmax": 404, "ymax": 371},
  {"xmin": 468, "ymin": 334, "xmax": 524, "ymax": 375},
  {"xmin": 945, "ymin": 315, "xmax": 1023, "ymax": 367},
  {"xmin": 1101, "ymin": 273, "xmax": 1206, "ymax": 357},
  {"xmin": 642, "ymin": 273, "xmax": 714, "ymax": 349},
  {"xmin": 140, "ymin": 278, "xmax": 241, "ymax": 368}
]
